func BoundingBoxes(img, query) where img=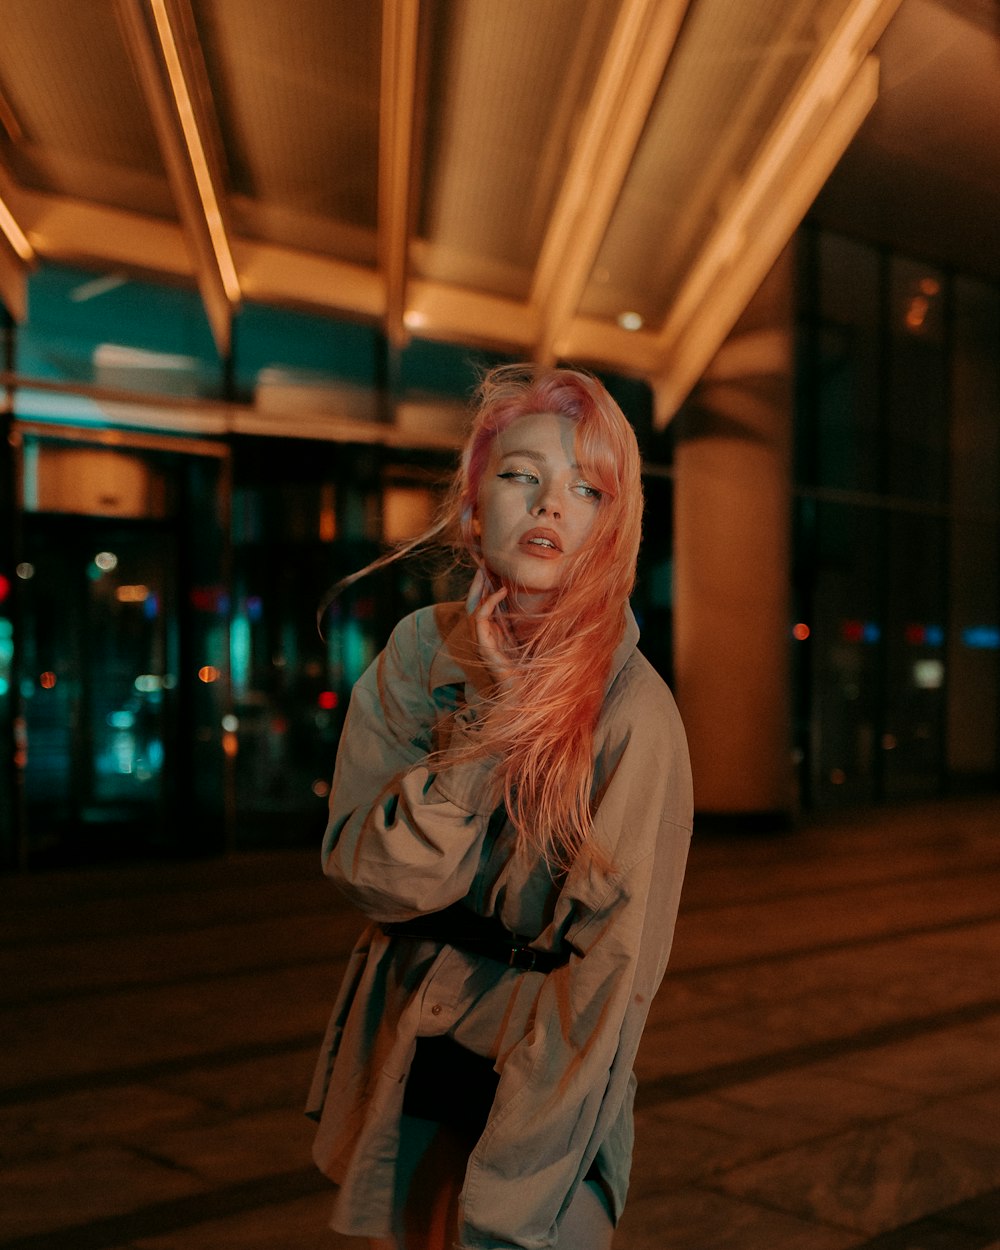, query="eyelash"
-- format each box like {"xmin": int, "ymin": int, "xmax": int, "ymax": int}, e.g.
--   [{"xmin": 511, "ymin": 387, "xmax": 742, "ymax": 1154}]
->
[{"xmin": 496, "ymin": 470, "xmax": 602, "ymax": 501}]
